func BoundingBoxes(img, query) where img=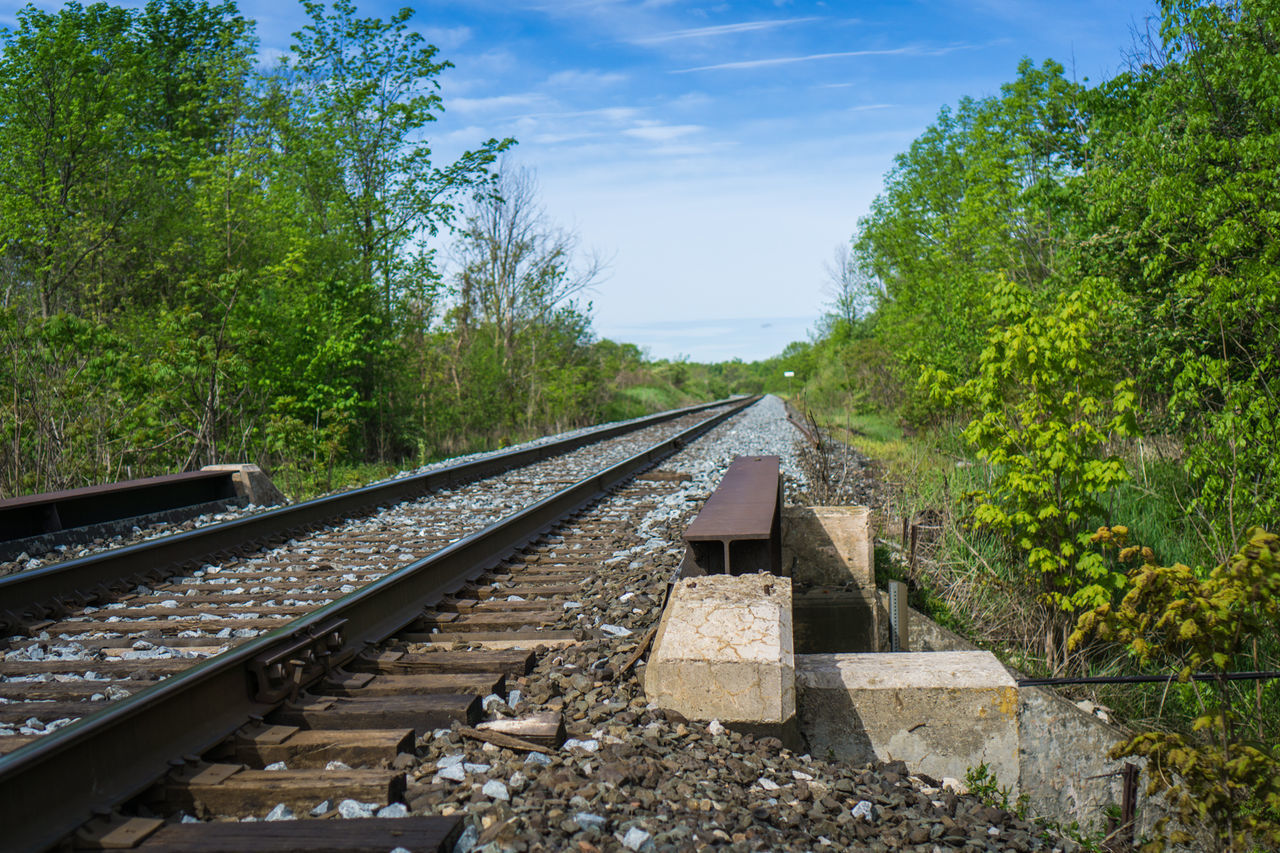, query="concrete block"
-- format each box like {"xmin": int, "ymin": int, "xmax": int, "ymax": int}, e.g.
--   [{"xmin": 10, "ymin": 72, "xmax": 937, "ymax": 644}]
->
[
  {"xmin": 644, "ymin": 574, "xmax": 794, "ymax": 726},
  {"xmin": 796, "ymin": 651, "xmax": 1020, "ymax": 787},
  {"xmin": 202, "ymin": 464, "xmax": 287, "ymax": 507},
  {"xmin": 782, "ymin": 506, "xmax": 874, "ymax": 588}
]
